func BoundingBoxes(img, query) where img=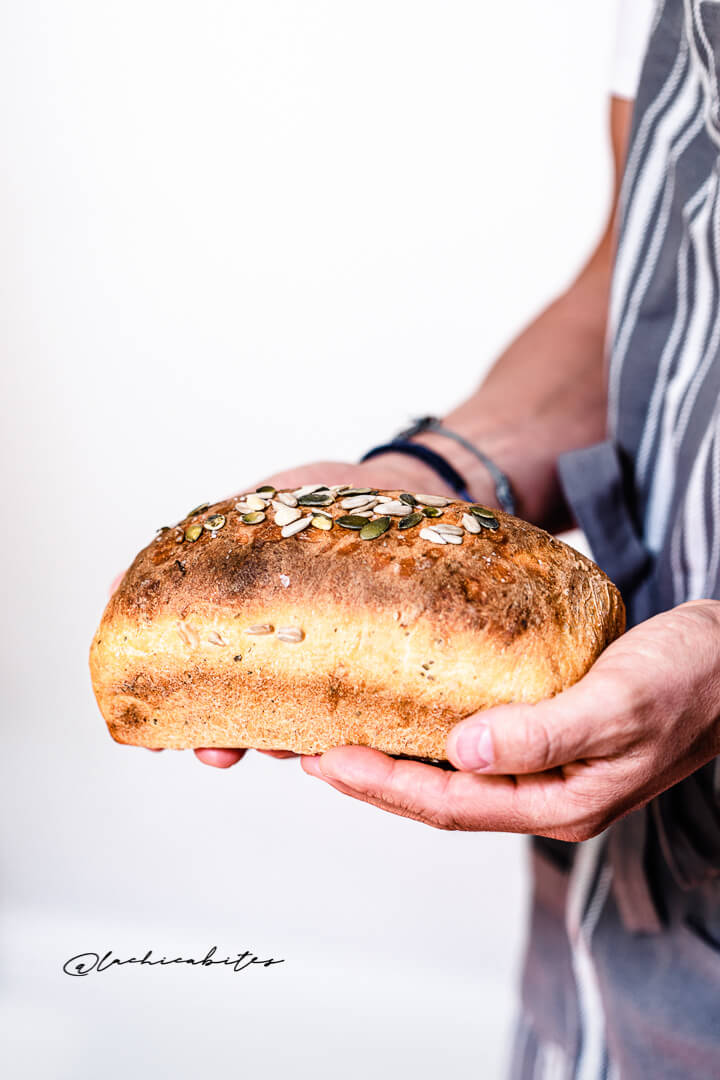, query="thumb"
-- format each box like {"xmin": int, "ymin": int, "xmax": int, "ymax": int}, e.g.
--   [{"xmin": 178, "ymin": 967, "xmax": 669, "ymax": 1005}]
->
[{"xmin": 445, "ymin": 681, "xmax": 612, "ymax": 775}]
